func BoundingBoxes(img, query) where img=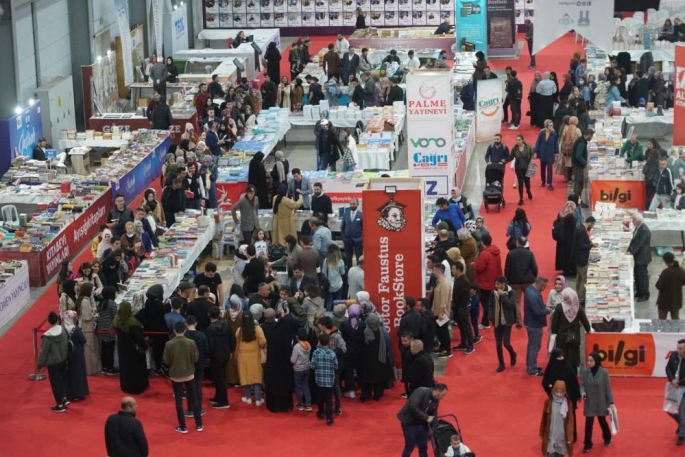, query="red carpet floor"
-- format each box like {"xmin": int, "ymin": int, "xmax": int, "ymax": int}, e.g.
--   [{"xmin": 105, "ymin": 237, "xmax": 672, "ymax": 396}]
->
[{"xmin": 0, "ymin": 34, "xmax": 676, "ymax": 456}]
